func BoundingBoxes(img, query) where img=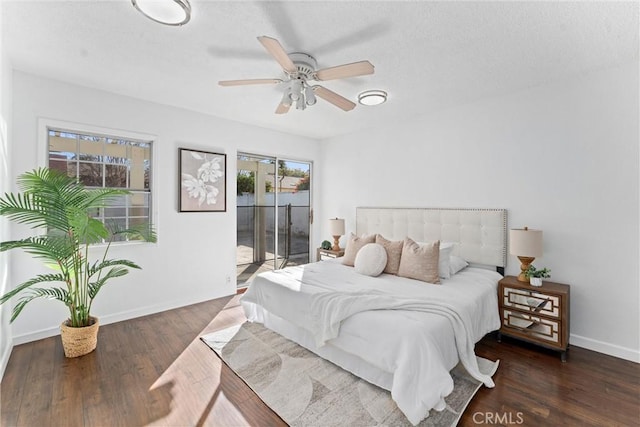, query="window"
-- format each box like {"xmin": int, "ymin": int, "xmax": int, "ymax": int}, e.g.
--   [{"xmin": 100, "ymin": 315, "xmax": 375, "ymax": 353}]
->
[{"xmin": 47, "ymin": 127, "xmax": 153, "ymax": 242}]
